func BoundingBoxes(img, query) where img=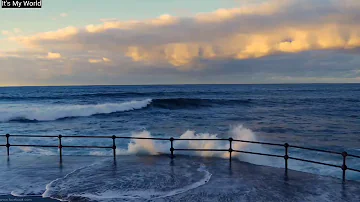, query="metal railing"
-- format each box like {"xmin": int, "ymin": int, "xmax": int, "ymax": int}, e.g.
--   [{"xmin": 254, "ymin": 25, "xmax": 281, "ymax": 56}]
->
[{"xmin": 1, "ymin": 134, "xmax": 360, "ymax": 181}]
